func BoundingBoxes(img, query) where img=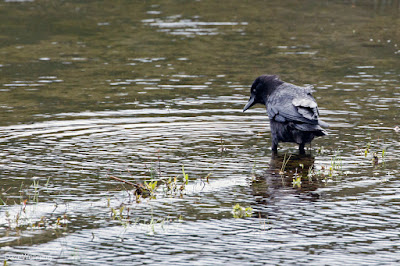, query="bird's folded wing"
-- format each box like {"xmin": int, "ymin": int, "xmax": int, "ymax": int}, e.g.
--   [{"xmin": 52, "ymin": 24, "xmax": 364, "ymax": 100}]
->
[{"xmin": 267, "ymin": 98, "xmax": 319, "ymax": 125}]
